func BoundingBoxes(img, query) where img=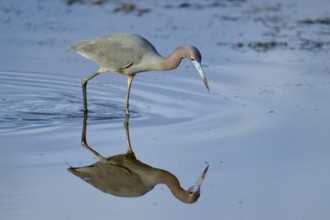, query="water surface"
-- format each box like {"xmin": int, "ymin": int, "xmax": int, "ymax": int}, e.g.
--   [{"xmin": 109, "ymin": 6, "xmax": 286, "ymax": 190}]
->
[{"xmin": 1, "ymin": 0, "xmax": 330, "ymax": 219}]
